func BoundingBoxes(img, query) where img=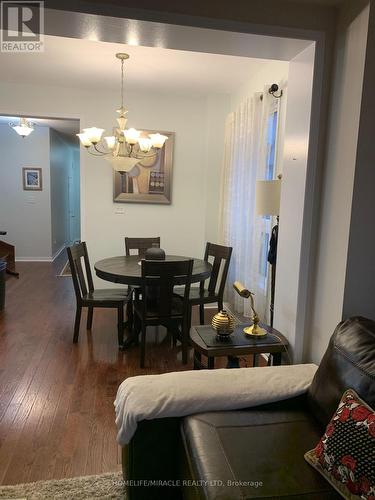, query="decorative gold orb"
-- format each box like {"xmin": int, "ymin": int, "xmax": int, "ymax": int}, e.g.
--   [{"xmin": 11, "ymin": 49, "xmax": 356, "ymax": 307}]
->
[{"xmin": 212, "ymin": 310, "xmax": 235, "ymax": 338}]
